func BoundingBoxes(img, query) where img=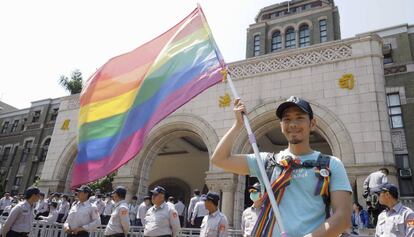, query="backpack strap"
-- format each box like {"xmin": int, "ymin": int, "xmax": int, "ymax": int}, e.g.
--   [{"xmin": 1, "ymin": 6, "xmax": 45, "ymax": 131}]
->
[
  {"xmin": 263, "ymin": 152, "xmax": 332, "ymax": 219},
  {"xmin": 314, "ymin": 154, "xmax": 331, "ymax": 219},
  {"xmin": 264, "ymin": 152, "xmax": 279, "ymax": 181}
]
